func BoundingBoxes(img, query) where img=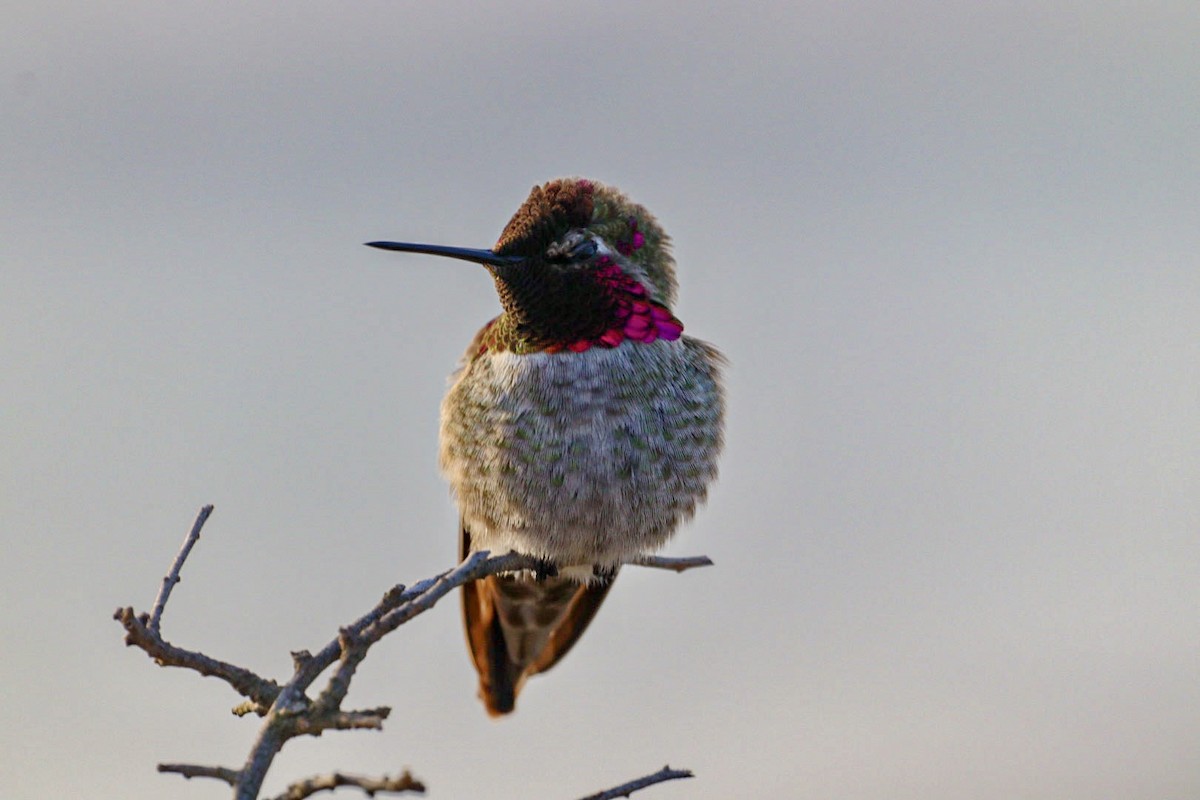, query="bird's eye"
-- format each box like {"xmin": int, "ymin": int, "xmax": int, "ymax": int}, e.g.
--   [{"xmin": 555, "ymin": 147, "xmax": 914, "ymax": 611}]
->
[
  {"xmin": 546, "ymin": 236, "xmax": 597, "ymax": 264},
  {"xmin": 569, "ymin": 239, "xmax": 597, "ymax": 261}
]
